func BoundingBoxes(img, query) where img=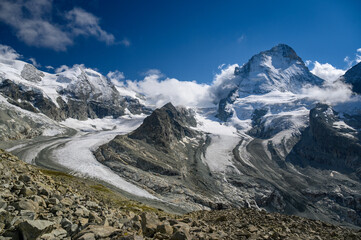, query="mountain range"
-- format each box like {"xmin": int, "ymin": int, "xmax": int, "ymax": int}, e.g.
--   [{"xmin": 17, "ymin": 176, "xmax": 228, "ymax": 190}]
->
[{"xmin": 0, "ymin": 43, "xmax": 361, "ymax": 229}]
